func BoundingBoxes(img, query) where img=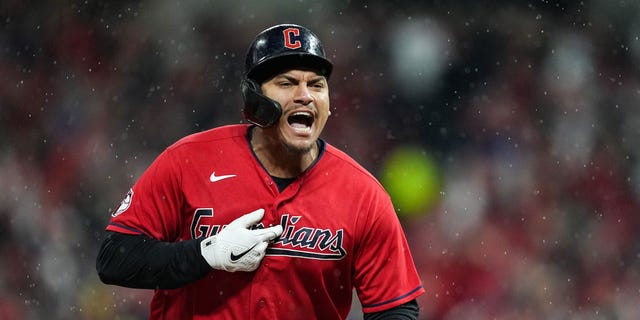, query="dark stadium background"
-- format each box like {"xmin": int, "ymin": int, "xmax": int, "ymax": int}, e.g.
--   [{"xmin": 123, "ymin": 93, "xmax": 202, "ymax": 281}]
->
[{"xmin": 2, "ymin": 1, "xmax": 639, "ymax": 319}]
